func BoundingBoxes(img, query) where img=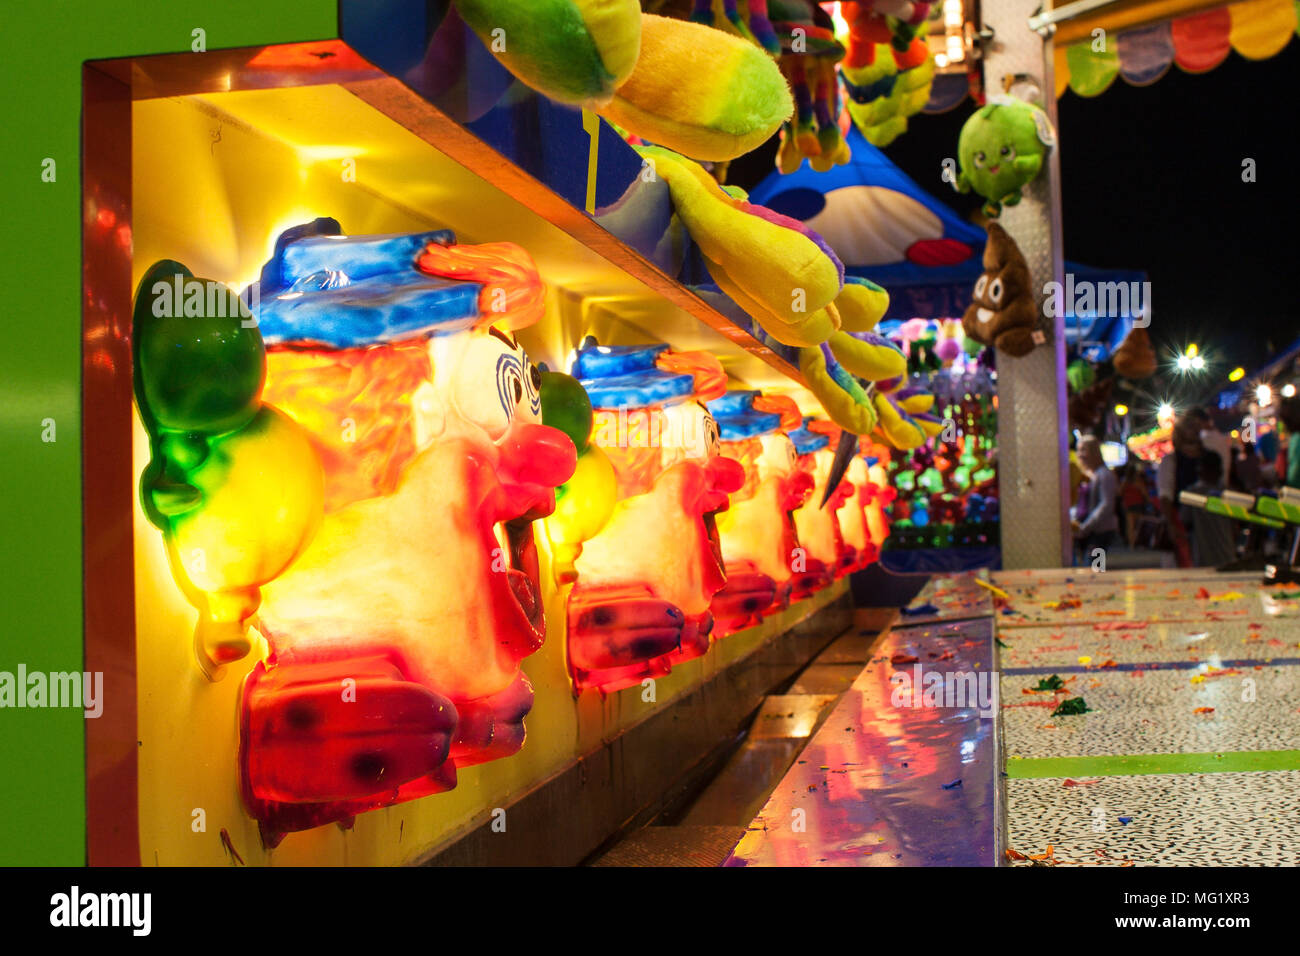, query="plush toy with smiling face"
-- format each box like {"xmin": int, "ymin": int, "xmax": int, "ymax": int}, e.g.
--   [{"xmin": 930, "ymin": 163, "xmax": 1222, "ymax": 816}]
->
[
  {"xmin": 955, "ymin": 96, "xmax": 1055, "ymax": 218},
  {"xmin": 962, "ymin": 223, "xmax": 1039, "ymax": 358}
]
